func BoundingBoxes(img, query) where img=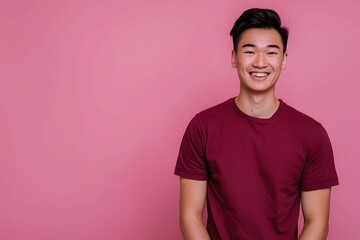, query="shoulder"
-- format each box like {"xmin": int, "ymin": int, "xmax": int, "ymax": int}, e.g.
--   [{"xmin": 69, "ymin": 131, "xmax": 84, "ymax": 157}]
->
[
  {"xmin": 281, "ymin": 102, "xmax": 335, "ymax": 157},
  {"xmin": 280, "ymin": 101, "xmax": 331, "ymax": 146},
  {"xmin": 185, "ymin": 98, "xmax": 235, "ymax": 139},
  {"xmin": 282, "ymin": 101, "xmax": 323, "ymax": 130},
  {"xmin": 195, "ymin": 98, "xmax": 235, "ymax": 123}
]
